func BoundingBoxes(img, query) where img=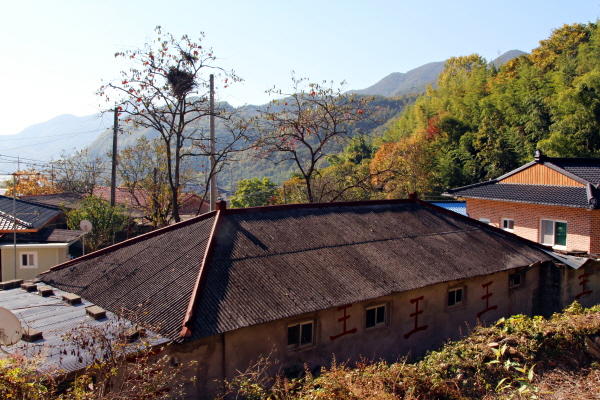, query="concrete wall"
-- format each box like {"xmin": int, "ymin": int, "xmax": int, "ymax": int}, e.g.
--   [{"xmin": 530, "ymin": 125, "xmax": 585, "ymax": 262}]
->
[
  {"xmin": 172, "ymin": 265, "xmax": 547, "ymax": 399},
  {"xmin": 0, "ymin": 245, "xmax": 69, "ymax": 281},
  {"xmin": 467, "ymin": 199, "xmax": 597, "ymax": 253}
]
